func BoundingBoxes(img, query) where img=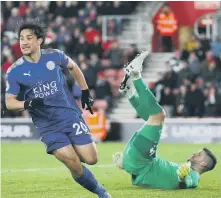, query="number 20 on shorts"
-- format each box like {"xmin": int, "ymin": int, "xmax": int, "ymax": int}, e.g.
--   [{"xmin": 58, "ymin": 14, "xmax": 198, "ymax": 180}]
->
[{"xmin": 73, "ymin": 121, "xmax": 89, "ymax": 135}]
